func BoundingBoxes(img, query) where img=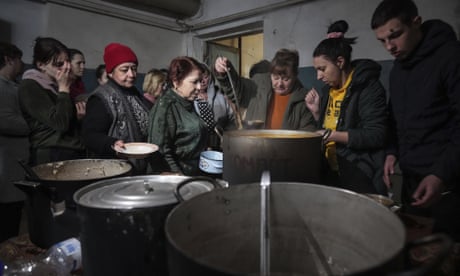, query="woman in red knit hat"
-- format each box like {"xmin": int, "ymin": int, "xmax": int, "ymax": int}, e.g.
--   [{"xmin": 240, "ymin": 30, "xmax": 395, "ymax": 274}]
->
[{"xmin": 82, "ymin": 42, "xmax": 151, "ymax": 174}]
